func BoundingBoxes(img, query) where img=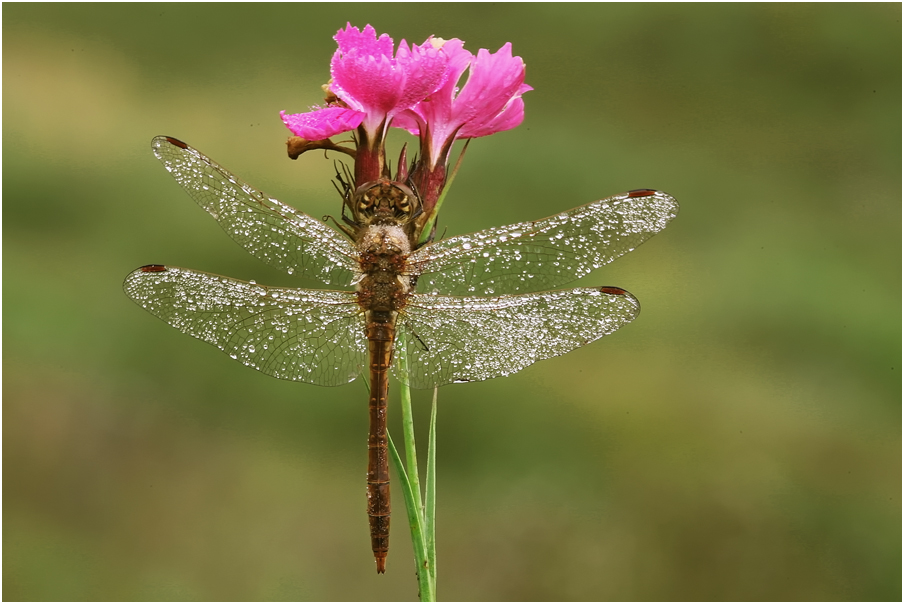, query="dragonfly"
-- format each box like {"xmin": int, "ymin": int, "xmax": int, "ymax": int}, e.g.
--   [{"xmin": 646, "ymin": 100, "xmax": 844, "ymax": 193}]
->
[{"xmin": 124, "ymin": 136, "xmax": 679, "ymax": 573}]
